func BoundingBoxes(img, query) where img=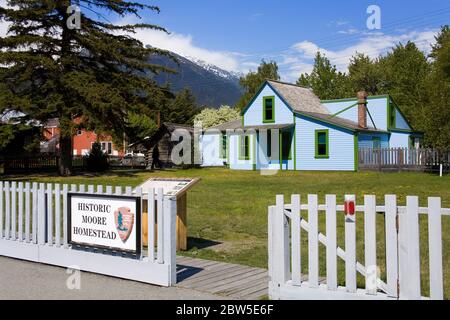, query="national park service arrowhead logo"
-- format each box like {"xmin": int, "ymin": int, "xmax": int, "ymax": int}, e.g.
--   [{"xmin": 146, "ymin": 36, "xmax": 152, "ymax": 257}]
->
[{"xmin": 114, "ymin": 207, "xmax": 135, "ymax": 243}]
